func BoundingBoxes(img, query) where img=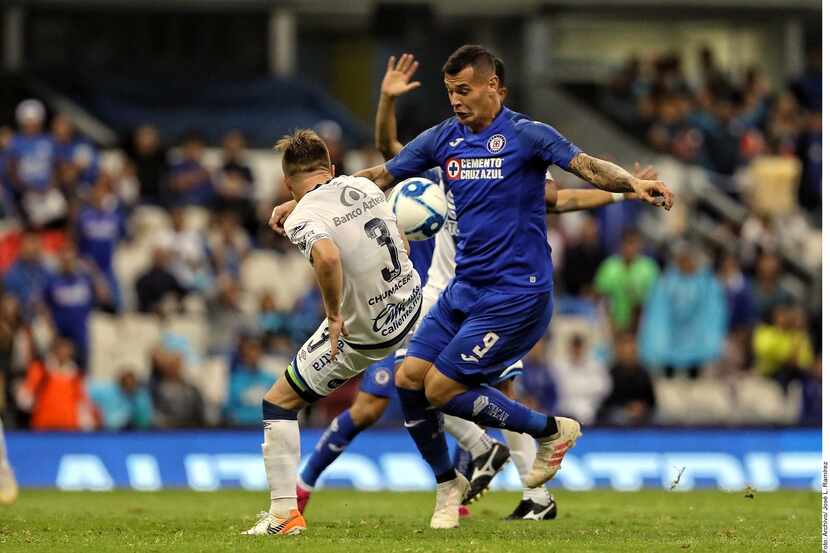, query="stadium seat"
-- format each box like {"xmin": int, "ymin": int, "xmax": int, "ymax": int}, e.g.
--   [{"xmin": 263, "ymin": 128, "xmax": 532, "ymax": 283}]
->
[
  {"xmin": 182, "ymin": 206, "xmax": 210, "ymax": 232},
  {"xmin": 113, "ymin": 242, "xmax": 152, "ymax": 312},
  {"xmin": 240, "ymin": 250, "xmax": 314, "ymax": 310},
  {"xmin": 163, "ymin": 316, "xmax": 209, "ymax": 358},
  {"xmin": 89, "ymin": 313, "xmax": 120, "ymax": 380}
]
